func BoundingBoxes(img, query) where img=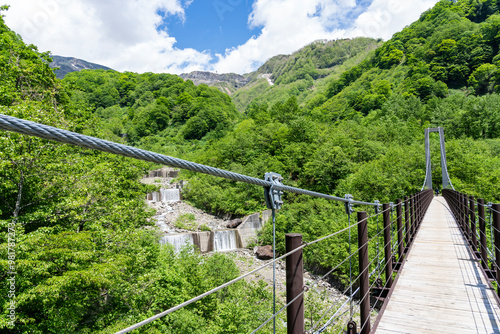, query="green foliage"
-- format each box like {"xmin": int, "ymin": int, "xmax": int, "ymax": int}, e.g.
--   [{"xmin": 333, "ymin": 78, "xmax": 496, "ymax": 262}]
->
[
  {"xmin": 467, "ymin": 63, "xmax": 500, "ymax": 93},
  {"xmin": 0, "ymin": 14, "xmax": 276, "ymax": 334},
  {"xmin": 232, "ymin": 38, "xmax": 383, "ymax": 113},
  {"xmin": 174, "ymin": 213, "xmax": 197, "ymax": 230},
  {"xmin": 63, "ymin": 71, "xmax": 239, "ymax": 146}
]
